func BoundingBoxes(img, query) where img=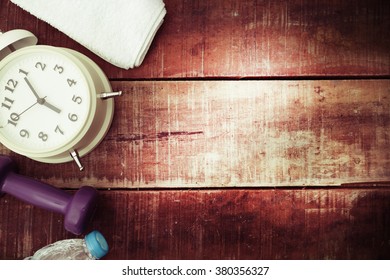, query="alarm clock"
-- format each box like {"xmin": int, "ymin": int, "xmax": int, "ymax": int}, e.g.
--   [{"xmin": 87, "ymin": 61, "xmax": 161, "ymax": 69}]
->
[{"xmin": 0, "ymin": 30, "xmax": 121, "ymax": 170}]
